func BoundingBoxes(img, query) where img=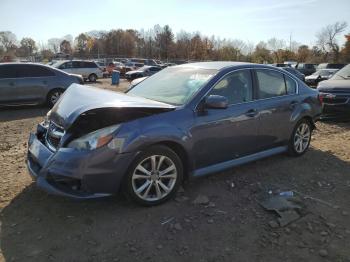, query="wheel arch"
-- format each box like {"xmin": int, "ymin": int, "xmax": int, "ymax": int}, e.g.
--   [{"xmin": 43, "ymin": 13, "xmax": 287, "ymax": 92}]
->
[
  {"xmin": 139, "ymin": 140, "xmax": 193, "ymax": 181},
  {"xmin": 46, "ymin": 87, "xmax": 65, "ymax": 103}
]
